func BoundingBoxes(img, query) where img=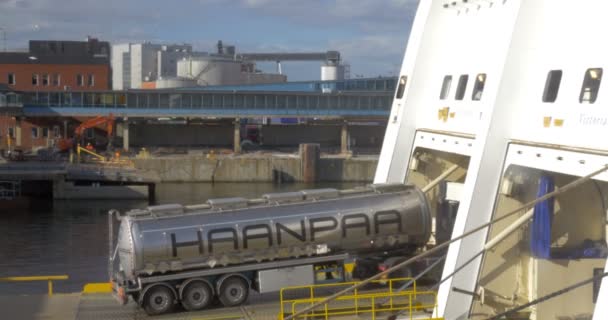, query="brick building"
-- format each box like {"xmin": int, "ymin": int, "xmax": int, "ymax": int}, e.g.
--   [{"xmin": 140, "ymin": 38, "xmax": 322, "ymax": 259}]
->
[{"xmin": 0, "ymin": 38, "xmax": 111, "ymax": 152}]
